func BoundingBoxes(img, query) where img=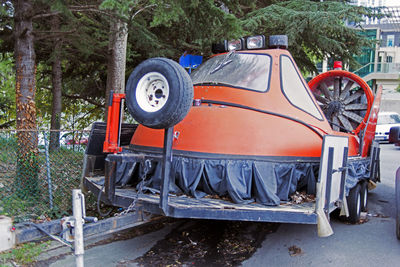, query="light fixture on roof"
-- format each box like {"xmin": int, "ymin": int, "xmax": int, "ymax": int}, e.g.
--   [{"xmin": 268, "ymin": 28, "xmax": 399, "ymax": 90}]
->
[
  {"xmin": 246, "ymin": 35, "xmax": 266, "ymax": 49},
  {"xmin": 212, "ymin": 35, "xmax": 268, "ymax": 53},
  {"xmin": 227, "ymin": 38, "xmax": 244, "ymax": 51}
]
